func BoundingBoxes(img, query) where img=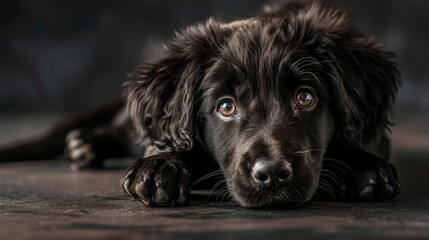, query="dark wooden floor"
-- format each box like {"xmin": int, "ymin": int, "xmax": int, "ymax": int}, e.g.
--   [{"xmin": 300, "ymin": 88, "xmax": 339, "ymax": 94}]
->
[
  {"xmin": 1, "ymin": 116, "xmax": 429, "ymax": 239},
  {"xmin": 0, "ymin": 154, "xmax": 428, "ymax": 240}
]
